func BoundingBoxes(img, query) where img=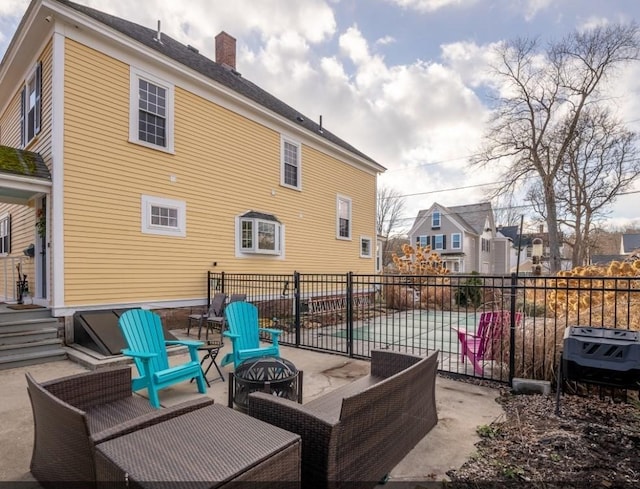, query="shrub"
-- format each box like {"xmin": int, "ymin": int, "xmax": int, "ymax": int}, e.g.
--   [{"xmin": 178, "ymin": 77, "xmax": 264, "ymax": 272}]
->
[{"xmin": 455, "ymin": 272, "xmax": 483, "ymax": 308}]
